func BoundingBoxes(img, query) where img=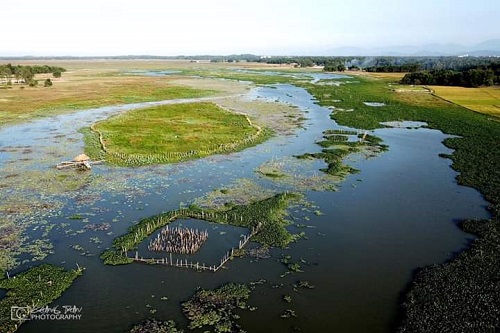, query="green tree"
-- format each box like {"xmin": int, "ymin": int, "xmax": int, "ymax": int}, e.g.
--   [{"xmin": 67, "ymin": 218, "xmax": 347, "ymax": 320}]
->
[
  {"xmin": 53, "ymin": 70, "xmax": 62, "ymax": 78},
  {"xmin": 44, "ymin": 78, "xmax": 53, "ymax": 87},
  {"xmin": 0, "ymin": 66, "xmax": 11, "ymax": 83},
  {"xmin": 20, "ymin": 66, "xmax": 34, "ymax": 84}
]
